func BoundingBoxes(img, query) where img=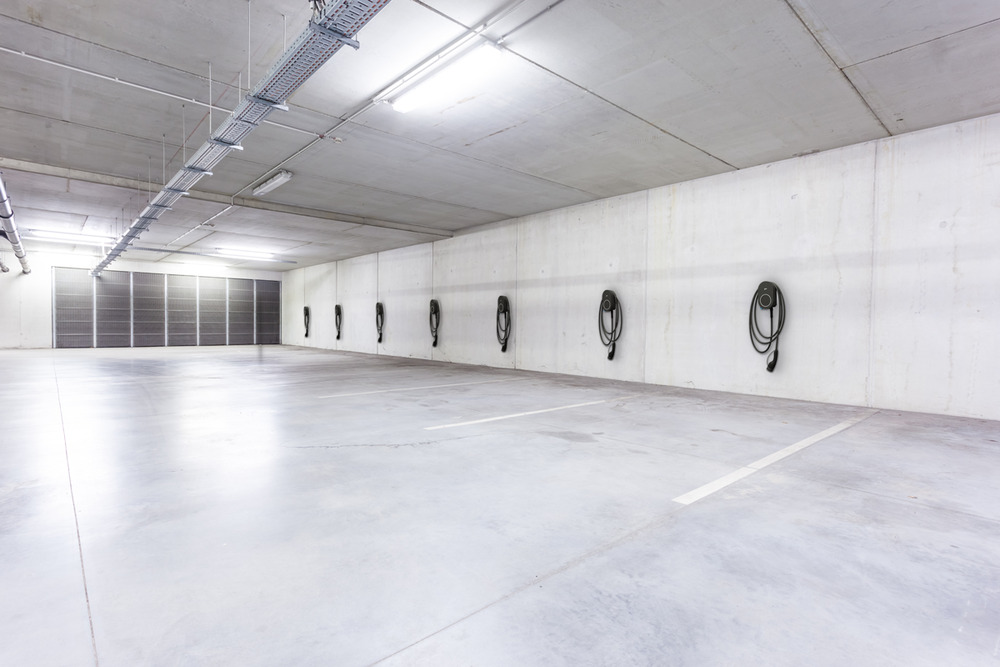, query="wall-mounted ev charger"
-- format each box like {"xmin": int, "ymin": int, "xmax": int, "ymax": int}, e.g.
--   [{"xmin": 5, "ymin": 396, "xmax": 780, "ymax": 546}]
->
[
  {"xmin": 429, "ymin": 299, "xmax": 440, "ymax": 347},
  {"xmin": 599, "ymin": 289, "xmax": 622, "ymax": 361},
  {"xmin": 749, "ymin": 281, "xmax": 785, "ymax": 372},
  {"xmin": 375, "ymin": 302, "xmax": 384, "ymax": 343},
  {"xmin": 496, "ymin": 295, "xmax": 511, "ymax": 353}
]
